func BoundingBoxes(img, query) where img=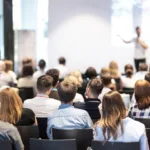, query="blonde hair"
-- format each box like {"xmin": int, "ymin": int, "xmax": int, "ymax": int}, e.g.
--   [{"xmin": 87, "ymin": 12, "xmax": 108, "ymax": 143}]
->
[
  {"xmin": 64, "ymin": 75, "xmax": 78, "ymax": 88},
  {"xmin": 0, "ymin": 61, "xmax": 5, "ymax": 72},
  {"xmin": 0, "ymin": 88, "xmax": 22, "ymax": 124},
  {"xmin": 100, "ymin": 67, "xmax": 110, "ymax": 76},
  {"xmin": 70, "ymin": 70, "xmax": 83, "ymax": 87},
  {"xmin": 4, "ymin": 60, "xmax": 13, "ymax": 72},
  {"xmin": 109, "ymin": 61, "xmax": 120, "ymax": 77}
]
